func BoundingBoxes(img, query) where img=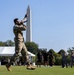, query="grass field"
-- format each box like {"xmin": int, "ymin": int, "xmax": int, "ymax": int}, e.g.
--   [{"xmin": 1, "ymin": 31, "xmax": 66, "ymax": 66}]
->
[{"xmin": 0, "ymin": 66, "xmax": 74, "ymax": 75}]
